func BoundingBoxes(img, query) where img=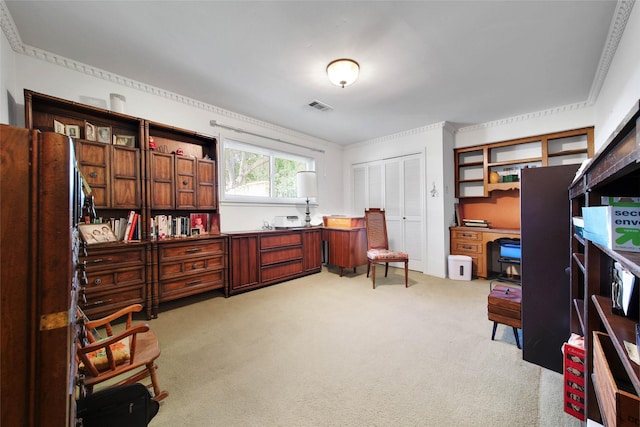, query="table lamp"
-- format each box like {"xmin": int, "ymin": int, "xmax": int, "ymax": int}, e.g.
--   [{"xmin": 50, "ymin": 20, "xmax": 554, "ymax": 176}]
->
[{"xmin": 297, "ymin": 171, "xmax": 317, "ymax": 227}]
